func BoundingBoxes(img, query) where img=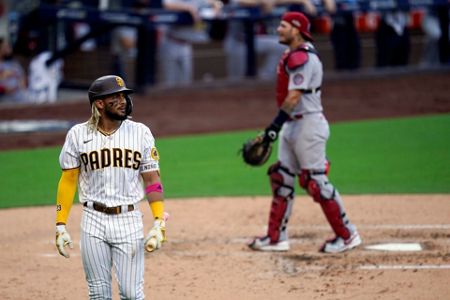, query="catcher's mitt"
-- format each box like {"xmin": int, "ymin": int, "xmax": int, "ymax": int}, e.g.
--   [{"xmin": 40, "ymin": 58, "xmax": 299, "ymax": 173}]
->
[{"xmin": 241, "ymin": 135, "xmax": 273, "ymax": 166}]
